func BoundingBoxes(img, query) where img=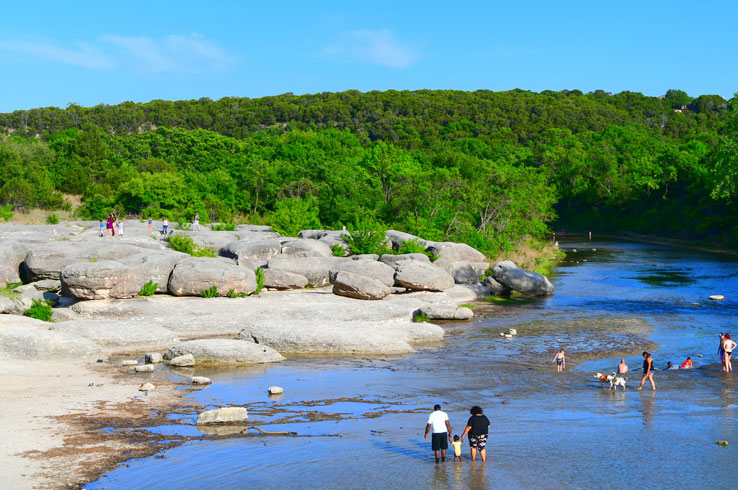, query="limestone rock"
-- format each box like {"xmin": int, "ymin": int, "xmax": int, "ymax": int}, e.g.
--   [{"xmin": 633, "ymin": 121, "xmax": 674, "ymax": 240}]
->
[
  {"xmin": 220, "ymin": 239, "xmax": 282, "ymax": 265},
  {"xmin": 492, "ymin": 260, "xmax": 554, "ymax": 296},
  {"xmin": 385, "ymin": 230, "xmax": 425, "ymax": 250},
  {"xmin": 483, "ymin": 276, "xmax": 511, "ymax": 296},
  {"xmin": 168, "ymin": 258, "xmax": 256, "ymax": 296},
  {"xmin": 164, "ymin": 339, "xmax": 285, "ymax": 364},
  {"xmin": 196, "ymin": 407, "xmax": 248, "ymax": 424},
  {"xmin": 380, "ymin": 253, "xmax": 430, "ymax": 268},
  {"xmin": 119, "ymin": 251, "xmax": 188, "ymax": 293},
  {"xmin": 121, "ymin": 360, "xmax": 138, "ymax": 366},
  {"xmin": 135, "ymin": 364, "xmax": 155, "ymax": 372},
  {"xmin": 268, "ymin": 386, "xmax": 283, "ymax": 395},
  {"xmin": 145, "ymin": 352, "xmax": 163, "ymax": 364},
  {"xmin": 263, "ymin": 269, "xmax": 309, "ymax": 290},
  {"xmin": 434, "ymin": 259, "xmax": 488, "ymax": 284},
  {"xmin": 53, "ymin": 320, "xmax": 179, "ymax": 353},
  {"xmin": 280, "ymin": 238, "xmax": 333, "ymax": 257},
  {"xmin": 329, "ymin": 259, "xmax": 395, "ymax": 287},
  {"xmin": 394, "ymin": 261, "xmax": 454, "ymax": 292},
  {"xmin": 169, "ymin": 353, "xmax": 195, "ymax": 367},
  {"xmin": 191, "ymin": 376, "xmax": 212, "ymax": 385},
  {"xmin": 333, "ymin": 271, "xmax": 391, "ymax": 300},
  {"xmin": 0, "ymin": 315, "xmax": 102, "ymax": 360},
  {"xmin": 60, "ymin": 261, "xmax": 141, "ymax": 300},
  {"xmin": 444, "ymin": 284, "xmax": 491, "ymax": 303},
  {"xmin": 139, "ymin": 382, "xmax": 155, "ymax": 391},
  {"xmin": 0, "ymin": 240, "xmax": 27, "ymax": 287},
  {"xmin": 352, "ymin": 254, "xmax": 379, "ymax": 261},
  {"xmin": 425, "ymin": 242, "xmax": 485, "ymax": 262},
  {"xmin": 266, "ymin": 256, "xmax": 350, "ymax": 287}
]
